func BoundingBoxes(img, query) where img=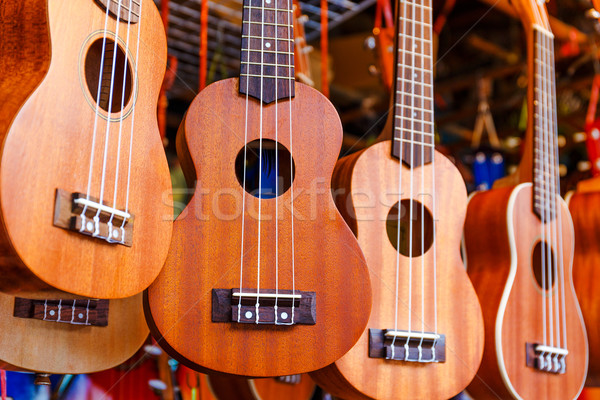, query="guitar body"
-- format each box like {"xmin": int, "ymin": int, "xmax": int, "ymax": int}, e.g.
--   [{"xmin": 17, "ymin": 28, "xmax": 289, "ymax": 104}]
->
[
  {"xmin": 145, "ymin": 78, "xmax": 372, "ymax": 377},
  {"xmin": 310, "ymin": 140, "xmax": 484, "ymax": 400},
  {"xmin": 0, "ymin": 291, "xmax": 148, "ymax": 374},
  {"xmin": 464, "ymin": 183, "xmax": 588, "ymax": 399},
  {"xmin": 567, "ymin": 184, "xmax": 600, "ymax": 386},
  {"xmin": 0, "ymin": 0, "xmax": 172, "ymax": 298},
  {"xmin": 207, "ymin": 374, "xmax": 316, "ymax": 400}
]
